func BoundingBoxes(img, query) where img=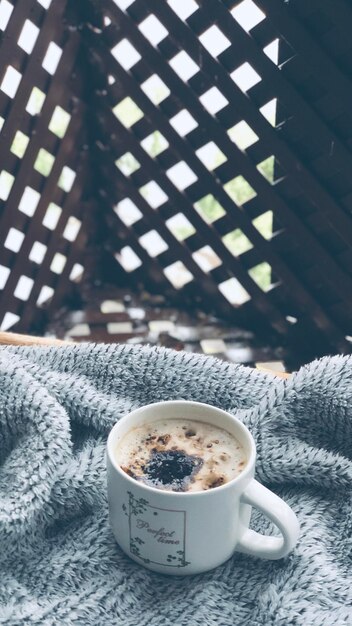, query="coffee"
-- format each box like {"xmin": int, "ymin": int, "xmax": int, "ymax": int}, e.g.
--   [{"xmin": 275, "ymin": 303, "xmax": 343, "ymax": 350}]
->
[{"xmin": 115, "ymin": 419, "xmax": 246, "ymax": 492}]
